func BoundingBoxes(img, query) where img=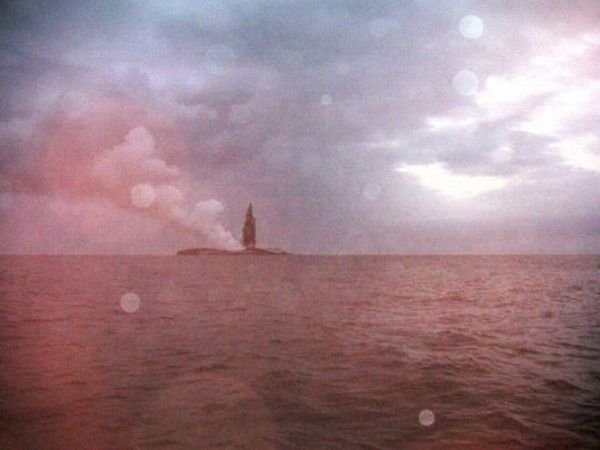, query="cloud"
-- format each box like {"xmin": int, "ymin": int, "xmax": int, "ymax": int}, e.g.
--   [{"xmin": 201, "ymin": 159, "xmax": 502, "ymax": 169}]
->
[
  {"xmin": 1, "ymin": 0, "xmax": 599, "ymax": 253},
  {"xmin": 0, "ymin": 117, "xmax": 35, "ymax": 141},
  {"xmin": 418, "ymin": 29, "xmax": 600, "ymax": 178},
  {"xmin": 550, "ymin": 134, "xmax": 600, "ymax": 173}
]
